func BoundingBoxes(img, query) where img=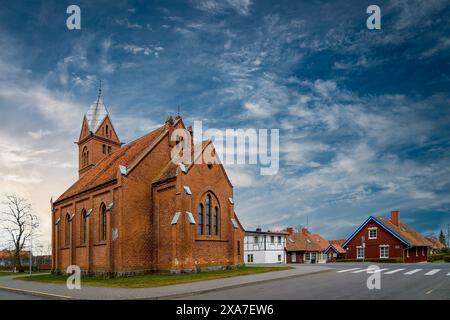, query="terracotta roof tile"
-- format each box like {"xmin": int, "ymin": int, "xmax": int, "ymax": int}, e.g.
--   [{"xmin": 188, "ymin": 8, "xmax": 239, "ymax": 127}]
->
[
  {"xmin": 286, "ymin": 231, "xmax": 329, "ymax": 252},
  {"xmin": 378, "ymin": 217, "xmax": 433, "ymax": 247},
  {"xmin": 56, "ymin": 125, "xmax": 167, "ymax": 203}
]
